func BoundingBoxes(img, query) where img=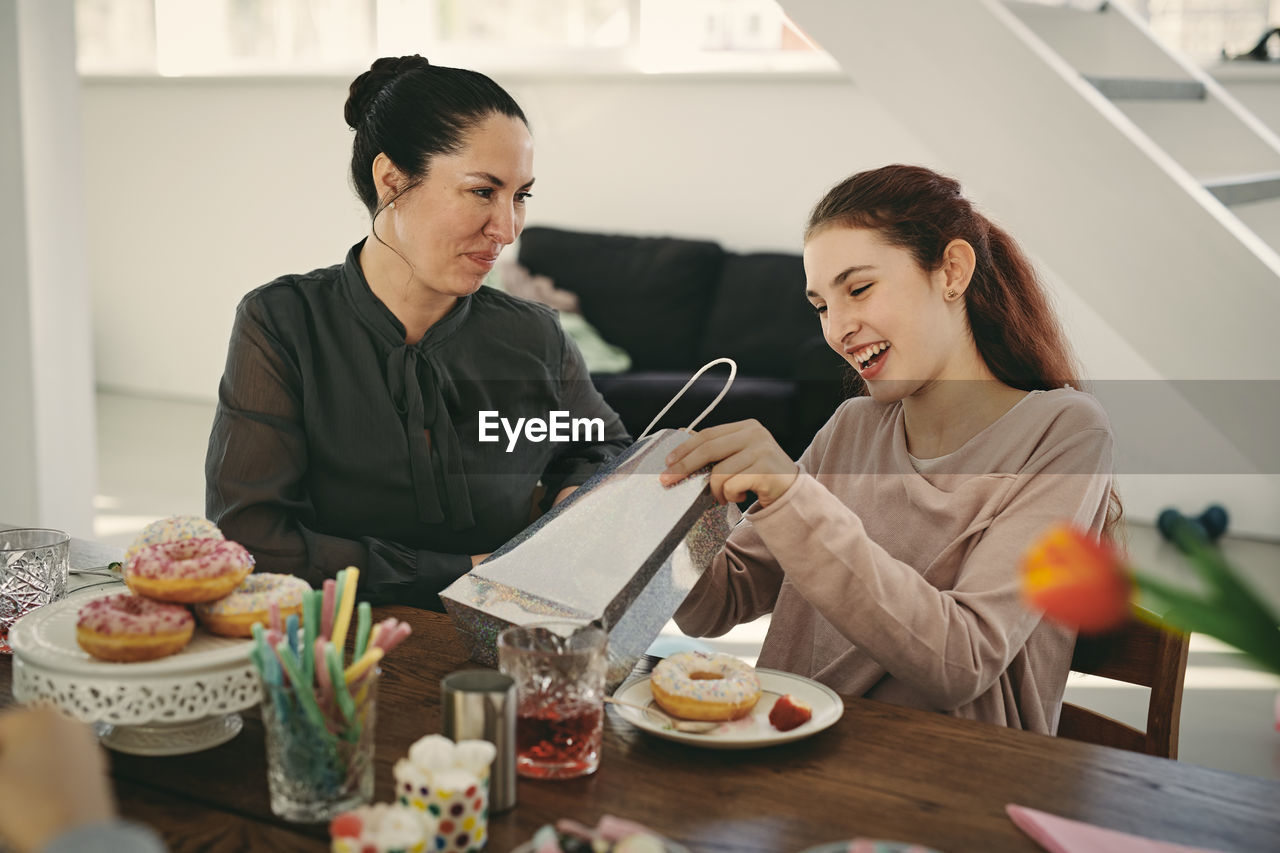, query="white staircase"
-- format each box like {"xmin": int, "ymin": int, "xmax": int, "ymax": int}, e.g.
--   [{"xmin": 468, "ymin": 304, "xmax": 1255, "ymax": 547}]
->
[
  {"xmin": 781, "ymin": 0, "xmax": 1280, "ymax": 379},
  {"xmin": 781, "ymin": 0, "xmax": 1280, "ymax": 537},
  {"xmin": 1006, "ymin": 0, "xmax": 1280, "ymax": 256}
]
